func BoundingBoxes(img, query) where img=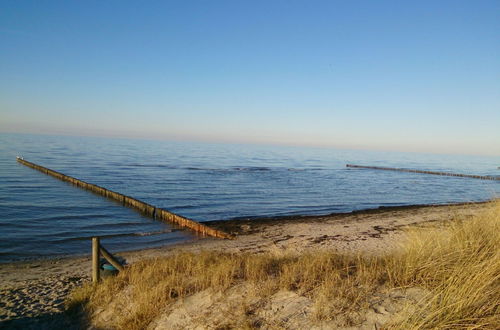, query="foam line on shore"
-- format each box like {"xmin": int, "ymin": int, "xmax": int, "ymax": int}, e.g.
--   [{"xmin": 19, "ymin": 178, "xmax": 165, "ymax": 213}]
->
[{"xmin": 16, "ymin": 157, "xmax": 233, "ymax": 239}]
